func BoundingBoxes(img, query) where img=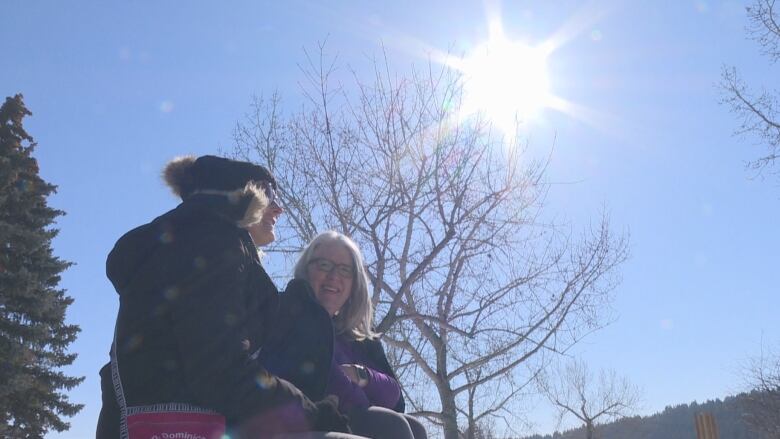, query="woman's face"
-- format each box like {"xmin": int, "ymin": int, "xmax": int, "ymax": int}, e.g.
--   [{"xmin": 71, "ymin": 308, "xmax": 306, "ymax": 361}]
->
[
  {"xmin": 247, "ymin": 186, "xmax": 283, "ymax": 246},
  {"xmin": 307, "ymin": 241, "xmax": 355, "ymax": 317}
]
